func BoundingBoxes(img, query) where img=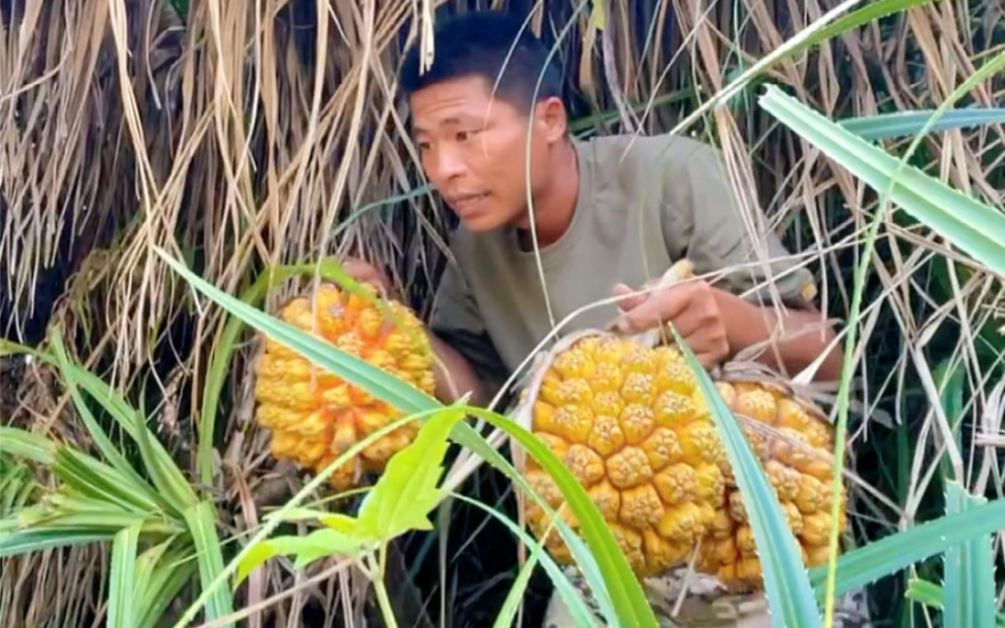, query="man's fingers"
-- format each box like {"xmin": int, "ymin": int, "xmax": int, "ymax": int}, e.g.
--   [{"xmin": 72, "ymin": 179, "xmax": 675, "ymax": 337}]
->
[
  {"xmin": 615, "ymin": 285, "xmax": 690, "ymax": 333},
  {"xmin": 612, "ymin": 283, "xmax": 649, "ymax": 312}
]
